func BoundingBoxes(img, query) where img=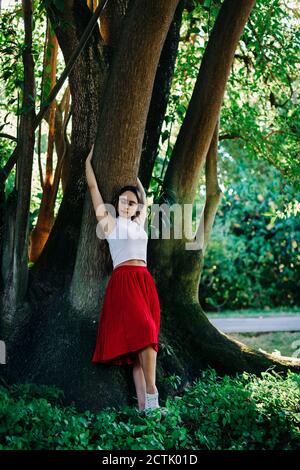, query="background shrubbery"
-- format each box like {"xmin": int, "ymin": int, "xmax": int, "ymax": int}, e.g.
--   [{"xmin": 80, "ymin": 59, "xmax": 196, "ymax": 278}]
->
[{"xmin": 199, "ymin": 158, "xmax": 300, "ymax": 312}]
